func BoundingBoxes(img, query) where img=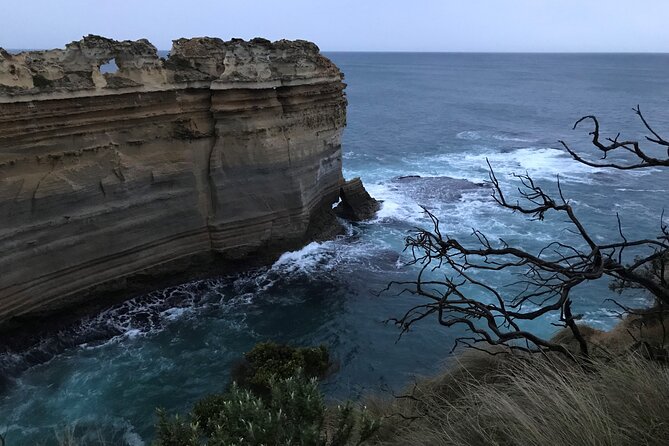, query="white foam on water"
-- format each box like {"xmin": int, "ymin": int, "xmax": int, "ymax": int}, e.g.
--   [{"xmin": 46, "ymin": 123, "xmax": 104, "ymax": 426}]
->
[
  {"xmin": 397, "ymin": 145, "xmax": 604, "ymax": 186},
  {"xmin": 443, "ymin": 147, "xmax": 600, "ymax": 184},
  {"xmin": 230, "ymin": 239, "xmax": 347, "ymax": 298},
  {"xmin": 455, "ymin": 130, "xmax": 537, "ymax": 143},
  {"xmin": 456, "ymin": 130, "xmax": 483, "ymax": 140},
  {"xmin": 42, "ymin": 278, "xmax": 239, "ymax": 355},
  {"xmin": 357, "ymin": 155, "xmax": 603, "ymax": 259},
  {"xmin": 160, "ymin": 306, "xmax": 191, "ymax": 321},
  {"xmin": 364, "ymin": 176, "xmax": 504, "ymax": 235},
  {"xmin": 123, "ymin": 328, "xmax": 143, "ymax": 339},
  {"xmin": 364, "ymin": 182, "xmax": 425, "ymax": 226},
  {"xmin": 358, "ymin": 181, "xmax": 541, "ymax": 256},
  {"xmin": 615, "ymin": 188, "xmax": 669, "ymax": 192},
  {"xmin": 491, "ymin": 133, "xmax": 538, "ymax": 143},
  {"xmin": 272, "ymin": 241, "xmax": 336, "ymax": 275},
  {"xmin": 226, "ymin": 216, "xmax": 404, "ymax": 295}
]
